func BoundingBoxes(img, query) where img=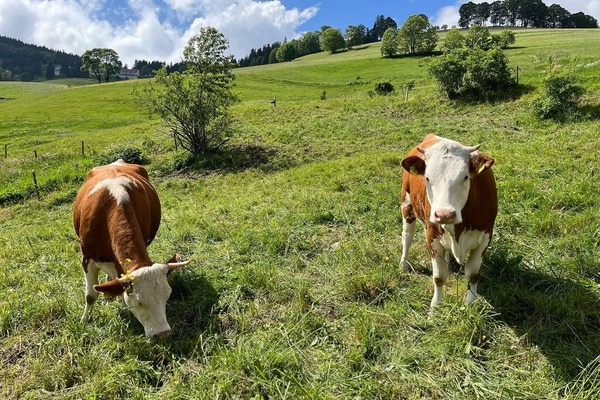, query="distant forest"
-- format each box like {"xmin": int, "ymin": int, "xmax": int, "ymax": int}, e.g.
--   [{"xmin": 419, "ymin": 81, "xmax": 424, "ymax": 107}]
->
[{"xmin": 1, "ymin": 0, "xmax": 598, "ymax": 80}]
